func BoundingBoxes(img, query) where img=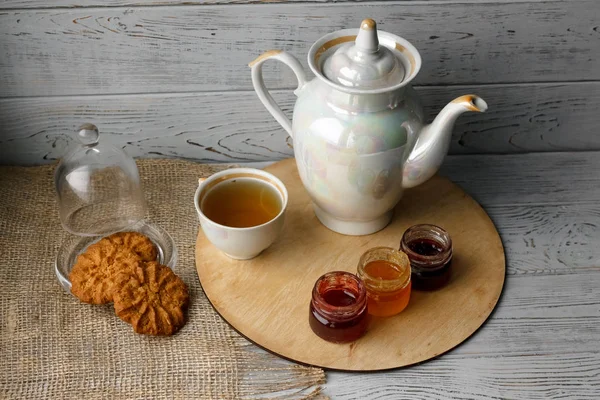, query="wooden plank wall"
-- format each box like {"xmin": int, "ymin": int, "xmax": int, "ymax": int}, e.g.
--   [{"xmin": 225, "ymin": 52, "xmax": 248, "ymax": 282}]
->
[{"xmin": 0, "ymin": 0, "xmax": 598, "ymax": 165}]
